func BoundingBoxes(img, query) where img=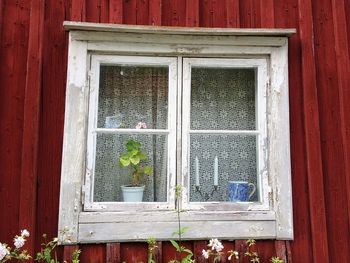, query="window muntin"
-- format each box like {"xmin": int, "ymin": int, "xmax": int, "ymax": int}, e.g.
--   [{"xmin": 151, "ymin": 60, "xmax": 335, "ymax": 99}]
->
[{"xmin": 84, "ymin": 55, "xmax": 177, "ymax": 211}]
